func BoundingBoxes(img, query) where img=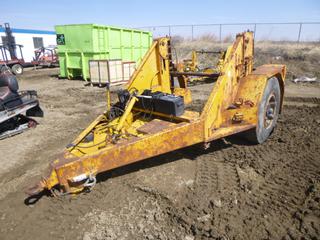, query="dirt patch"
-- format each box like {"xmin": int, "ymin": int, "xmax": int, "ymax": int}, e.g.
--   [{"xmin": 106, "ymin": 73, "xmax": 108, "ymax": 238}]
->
[
  {"xmin": 0, "ymin": 68, "xmax": 107, "ymax": 201},
  {"xmin": 168, "ymin": 104, "xmax": 320, "ymax": 239},
  {"xmin": 0, "ymin": 68, "xmax": 319, "ymax": 240}
]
